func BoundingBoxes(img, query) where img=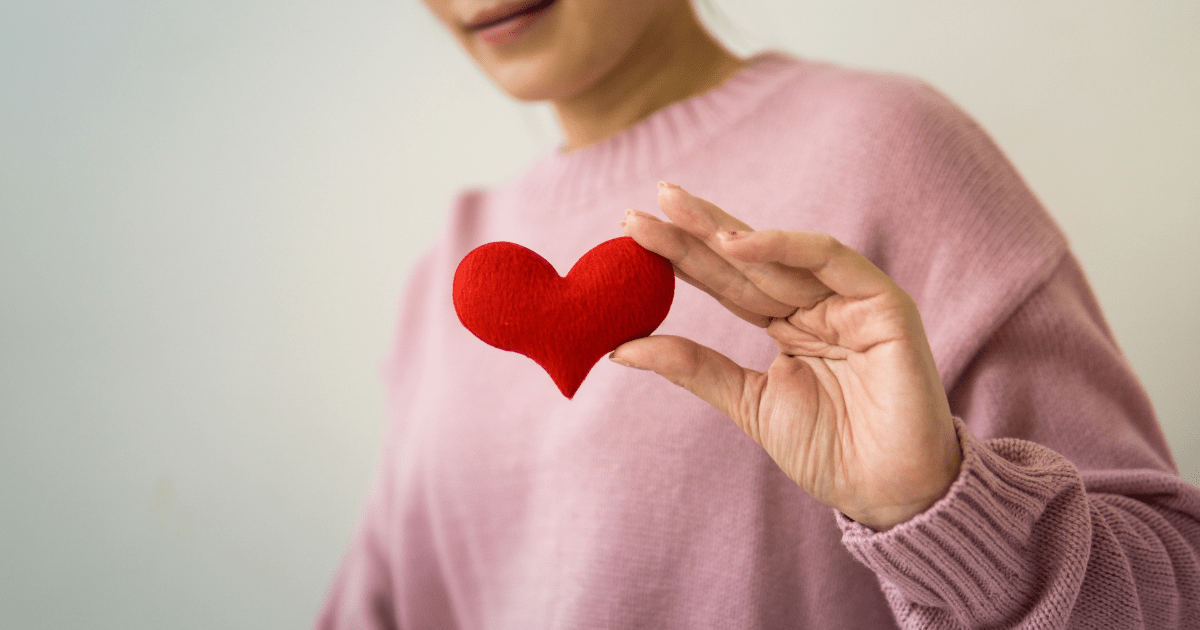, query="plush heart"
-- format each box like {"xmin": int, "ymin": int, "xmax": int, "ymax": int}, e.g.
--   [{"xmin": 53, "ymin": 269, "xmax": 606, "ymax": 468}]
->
[{"xmin": 453, "ymin": 236, "xmax": 675, "ymax": 398}]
